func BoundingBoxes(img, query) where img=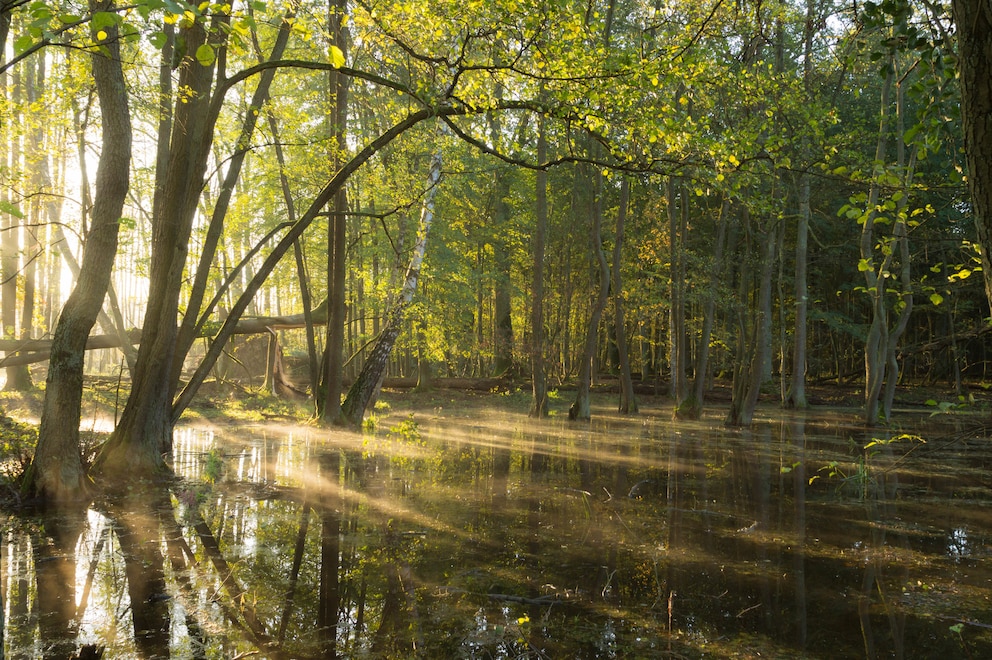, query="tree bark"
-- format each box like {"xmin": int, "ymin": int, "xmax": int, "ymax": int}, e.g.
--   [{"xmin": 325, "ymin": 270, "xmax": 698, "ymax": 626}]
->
[
  {"xmin": 94, "ymin": 8, "xmax": 222, "ymax": 478},
  {"xmin": 613, "ymin": 178, "xmax": 637, "ymax": 414},
  {"xmin": 26, "ymin": 0, "xmax": 131, "ymax": 503},
  {"xmin": 319, "ymin": 0, "xmax": 351, "ymax": 423},
  {"xmin": 668, "ymin": 176, "xmax": 688, "ymax": 409},
  {"xmin": 569, "ymin": 165, "xmax": 609, "ymax": 422},
  {"xmin": 529, "ymin": 113, "xmax": 549, "ymax": 417},
  {"xmin": 3, "ymin": 61, "xmax": 31, "ymax": 391},
  {"xmin": 174, "ymin": 6, "xmax": 294, "ymax": 375},
  {"xmin": 340, "ymin": 152, "xmax": 442, "ymax": 427},
  {"xmin": 952, "ymin": 0, "xmax": 992, "ymax": 316}
]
